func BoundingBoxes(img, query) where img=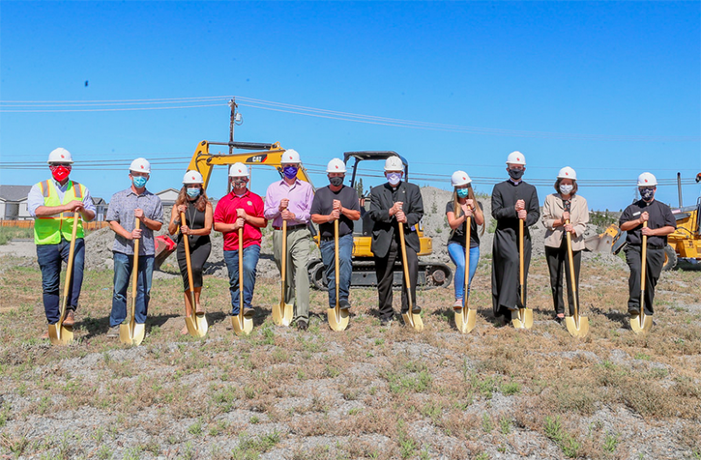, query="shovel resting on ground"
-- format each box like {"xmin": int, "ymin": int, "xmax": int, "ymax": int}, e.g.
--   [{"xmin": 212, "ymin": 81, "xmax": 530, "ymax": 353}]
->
[
  {"xmin": 120, "ymin": 218, "xmax": 146, "ymax": 345},
  {"xmin": 631, "ymin": 222, "xmax": 653, "ymax": 334},
  {"xmin": 564, "ymin": 217, "xmax": 589, "ymax": 338},
  {"xmin": 272, "ymin": 219, "xmax": 294, "ymax": 326},
  {"xmin": 398, "ymin": 222, "xmax": 423, "ymax": 332},
  {"xmin": 328, "ymin": 219, "xmax": 349, "ymax": 331},
  {"xmin": 455, "ymin": 215, "xmax": 476, "ymax": 334},
  {"xmin": 512, "ymin": 219, "xmax": 534, "ymax": 329},
  {"xmin": 48, "ymin": 212, "xmax": 79, "ymax": 345},
  {"xmin": 231, "ymin": 228, "xmax": 253, "ymax": 336},
  {"xmin": 181, "ymin": 211, "xmax": 208, "ymax": 338}
]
